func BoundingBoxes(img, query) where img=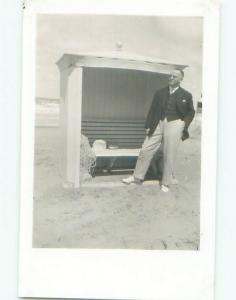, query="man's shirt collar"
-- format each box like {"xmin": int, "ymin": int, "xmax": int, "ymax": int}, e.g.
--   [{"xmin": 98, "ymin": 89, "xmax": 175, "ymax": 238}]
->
[{"xmin": 169, "ymin": 86, "xmax": 180, "ymax": 95}]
